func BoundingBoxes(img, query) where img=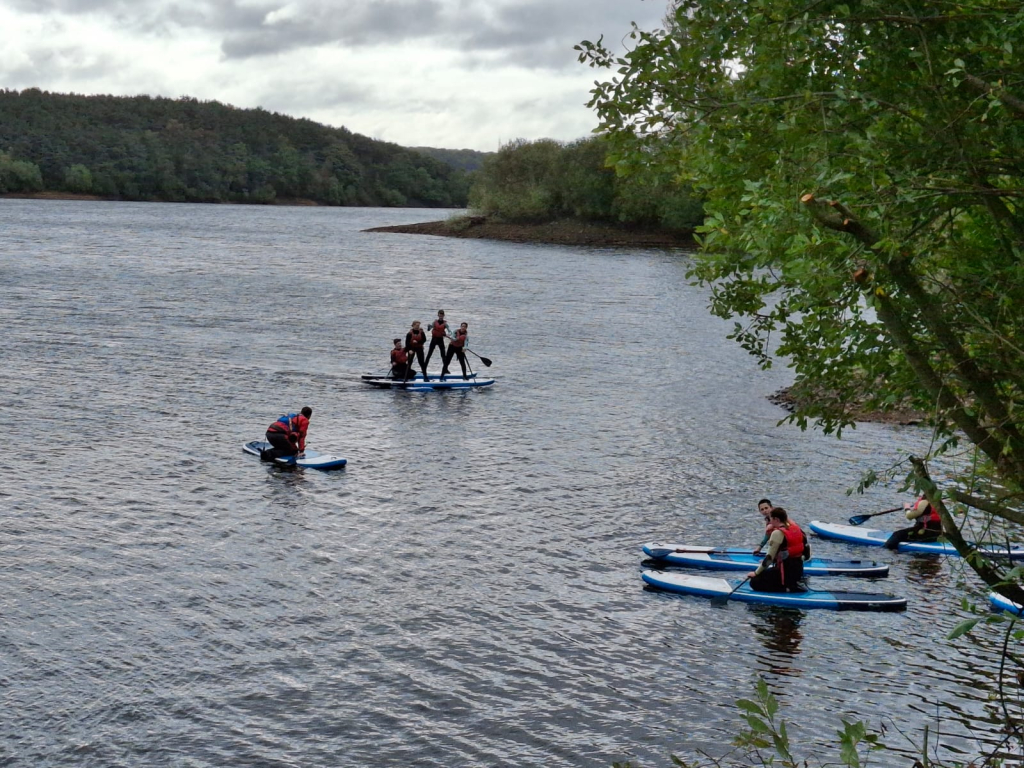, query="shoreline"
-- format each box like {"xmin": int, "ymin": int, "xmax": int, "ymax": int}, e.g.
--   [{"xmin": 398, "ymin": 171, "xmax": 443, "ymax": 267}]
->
[
  {"xmin": 2, "ymin": 192, "xmax": 330, "ymax": 206},
  {"xmin": 364, "ymin": 216, "xmax": 698, "ymax": 248},
  {"xmin": 769, "ymin": 387, "xmax": 926, "ymax": 426}
]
